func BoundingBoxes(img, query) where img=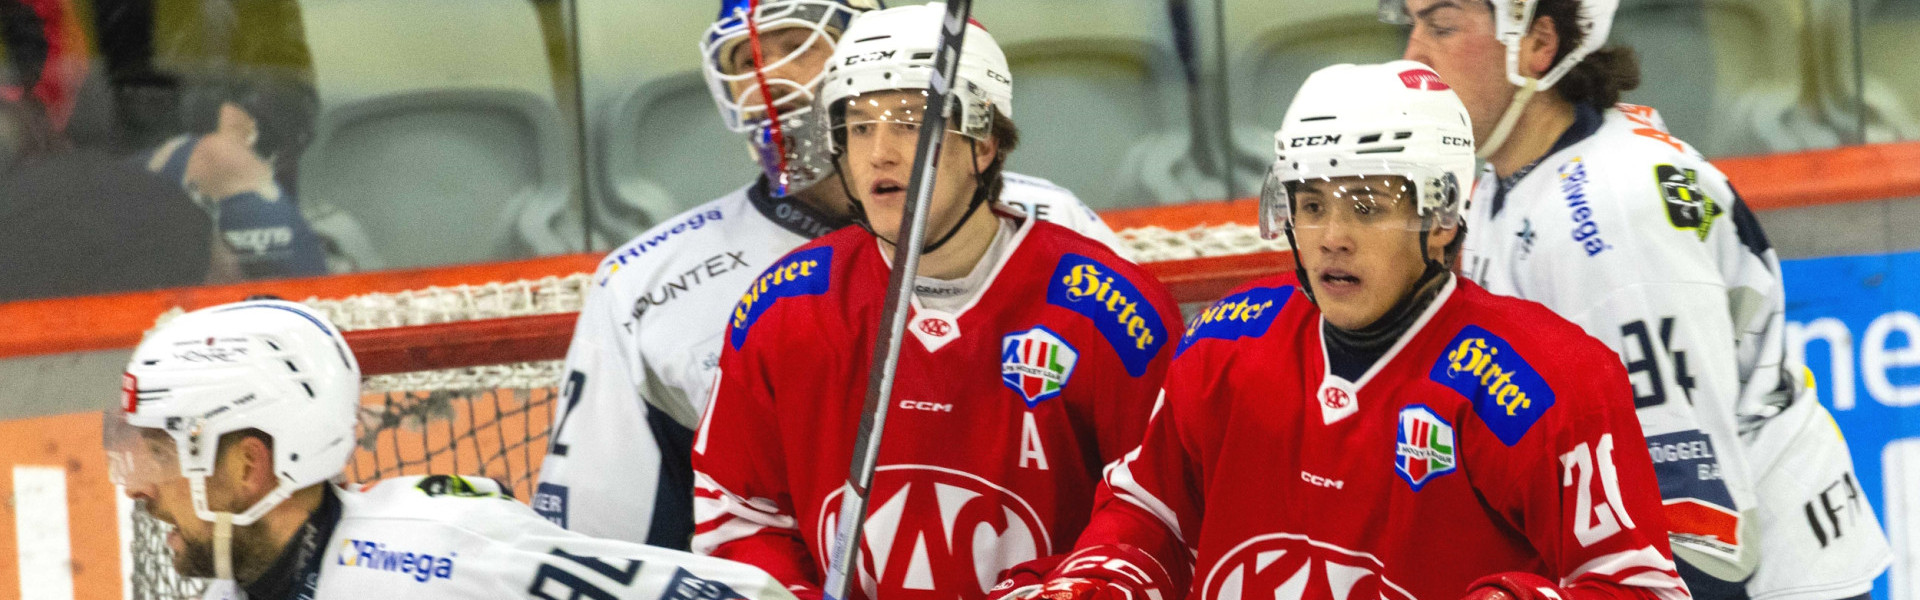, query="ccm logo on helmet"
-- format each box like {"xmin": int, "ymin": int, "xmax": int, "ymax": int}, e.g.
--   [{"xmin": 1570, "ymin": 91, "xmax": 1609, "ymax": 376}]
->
[
  {"xmin": 844, "ymin": 49, "xmax": 897, "ymax": 66},
  {"xmin": 1290, "ymin": 134, "xmax": 1341, "ymax": 148},
  {"xmin": 1442, "ymin": 136, "xmax": 1471, "ymax": 147}
]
